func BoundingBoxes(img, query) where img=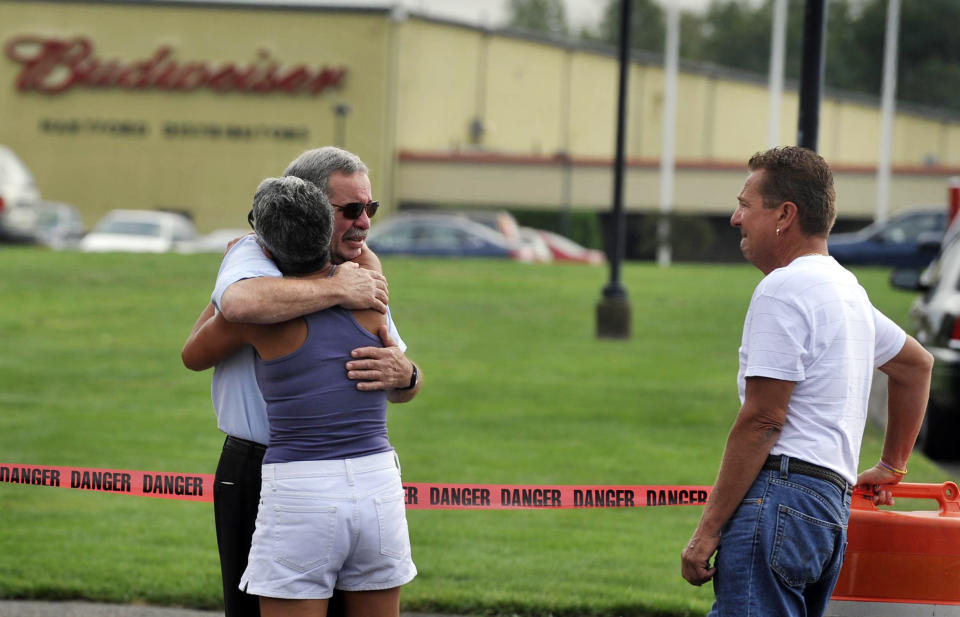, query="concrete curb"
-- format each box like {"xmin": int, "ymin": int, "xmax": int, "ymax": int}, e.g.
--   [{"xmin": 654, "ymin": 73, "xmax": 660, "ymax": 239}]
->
[
  {"xmin": 0, "ymin": 601, "xmax": 460, "ymax": 617},
  {"xmin": 0, "ymin": 602, "xmax": 219, "ymax": 617}
]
